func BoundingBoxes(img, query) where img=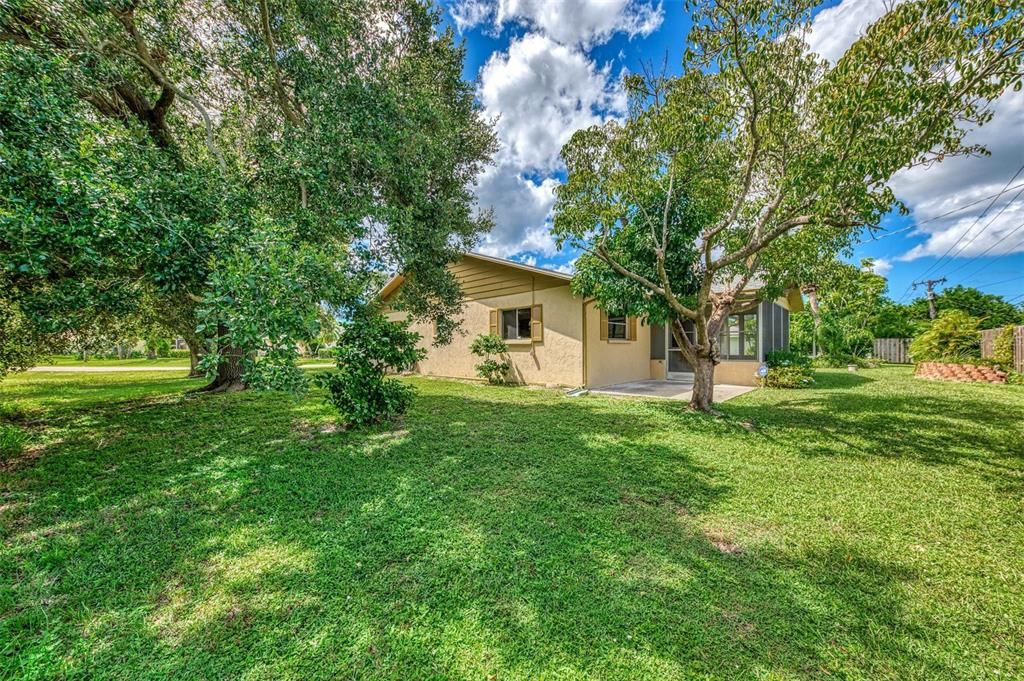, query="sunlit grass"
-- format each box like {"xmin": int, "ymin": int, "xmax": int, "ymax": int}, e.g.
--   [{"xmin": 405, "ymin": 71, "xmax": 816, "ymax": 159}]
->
[{"xmin": 1, "ymin": 367, "xmax": 1022, "ymax": 679}]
